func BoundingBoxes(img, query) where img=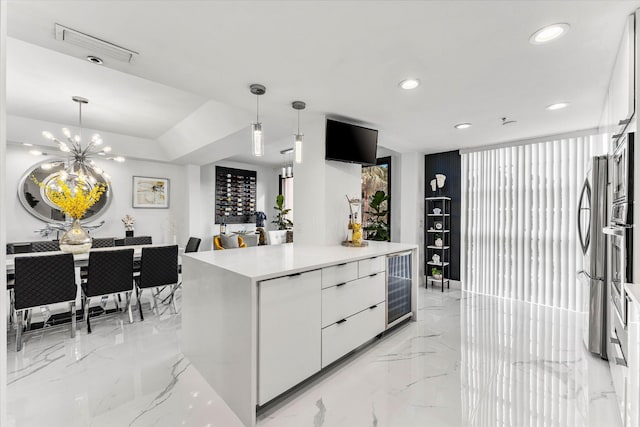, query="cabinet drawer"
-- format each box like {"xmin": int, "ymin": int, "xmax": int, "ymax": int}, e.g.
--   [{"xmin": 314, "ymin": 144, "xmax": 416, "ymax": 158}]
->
[
  {"xmin": 258, "ymin": 269, "xmax": 321, "ymax": 405},
  {"xmin": 321, "ymin": 303, "xmax": 385, "ymax": 368},
  {"xmin": 321, "ymin": 262, "xmax": 358, "ymax": 289},
  {"xmin": 322, "ymin": 273, "xmax": 385, "ymax": 328},
  {"xmin": 358, "ymin": 256, "xmax": 386, "ymax": 277}
]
